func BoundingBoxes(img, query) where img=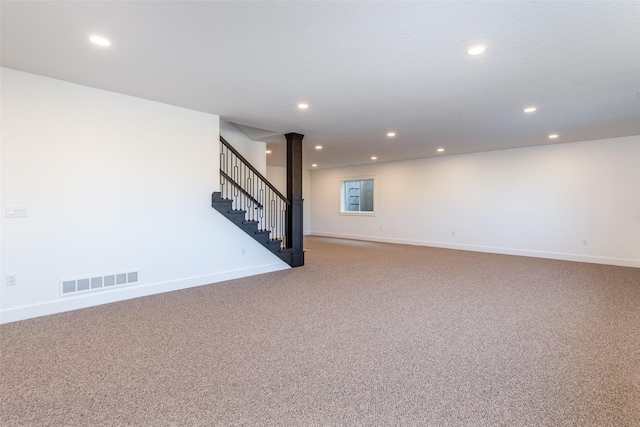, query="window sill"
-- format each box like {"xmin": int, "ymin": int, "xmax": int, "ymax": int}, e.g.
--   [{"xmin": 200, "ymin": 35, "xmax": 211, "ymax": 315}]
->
[{"xmin": 339, "ymin": 211, "xmax": 376, "ymax": 217}]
